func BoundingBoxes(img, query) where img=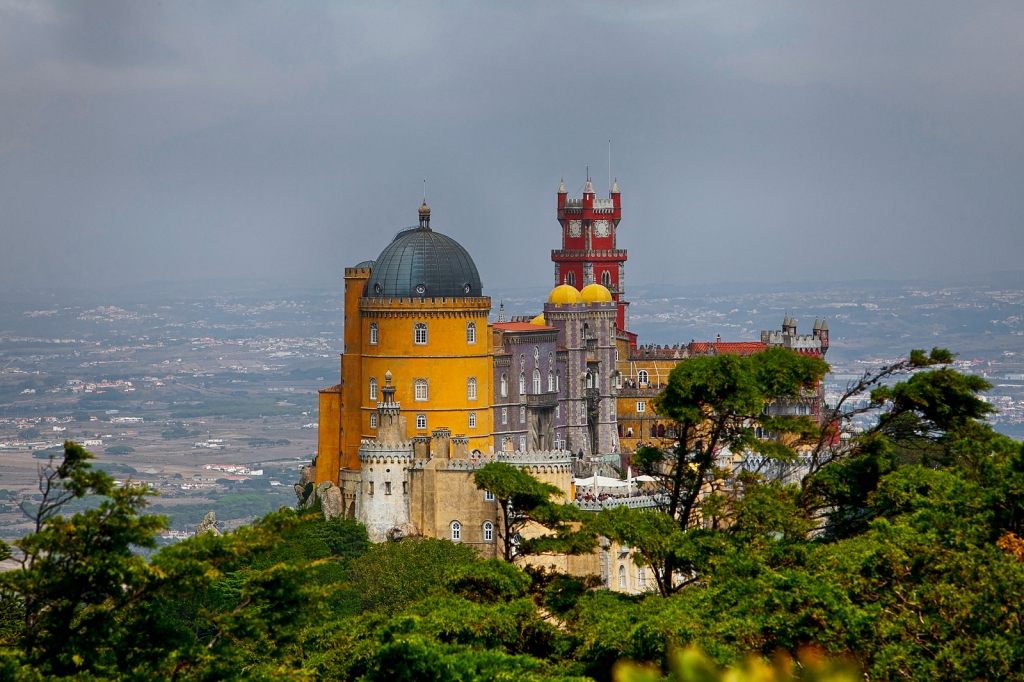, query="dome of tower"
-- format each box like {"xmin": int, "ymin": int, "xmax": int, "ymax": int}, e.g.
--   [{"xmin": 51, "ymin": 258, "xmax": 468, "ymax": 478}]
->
[
  {"xmin": 548, "ymin": 284, "xmax": 583, "ymax": 305},
  {"xmin": 367, "ymin": 209, "xmax": 482, "ymax": 299},
  {"xmin": 581, "ymin": 283, "xmax": 613, "ymax": 303},
  {"xmin": 530, "ymin": 313, "xmax": 546, "ymax": 325}
]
